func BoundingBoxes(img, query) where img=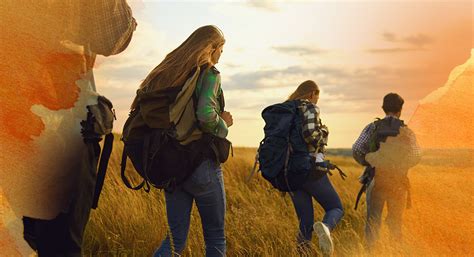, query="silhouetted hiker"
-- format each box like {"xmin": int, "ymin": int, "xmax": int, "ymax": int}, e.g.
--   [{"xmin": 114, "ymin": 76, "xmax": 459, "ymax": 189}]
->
[
  {"xmin": 1, "ymin": 1, "xmax": 136, "ymax": 256},
  {"xmin": 352, "ymin": 93, "xmax": 421, "ymax": 249},
  {"xmin": 121, "ymin": 25, "xmax": 231, "ymax": 257},
  {"xmin": 256, "ymin": 81, "xmax": 346, "ymax": 256}
]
